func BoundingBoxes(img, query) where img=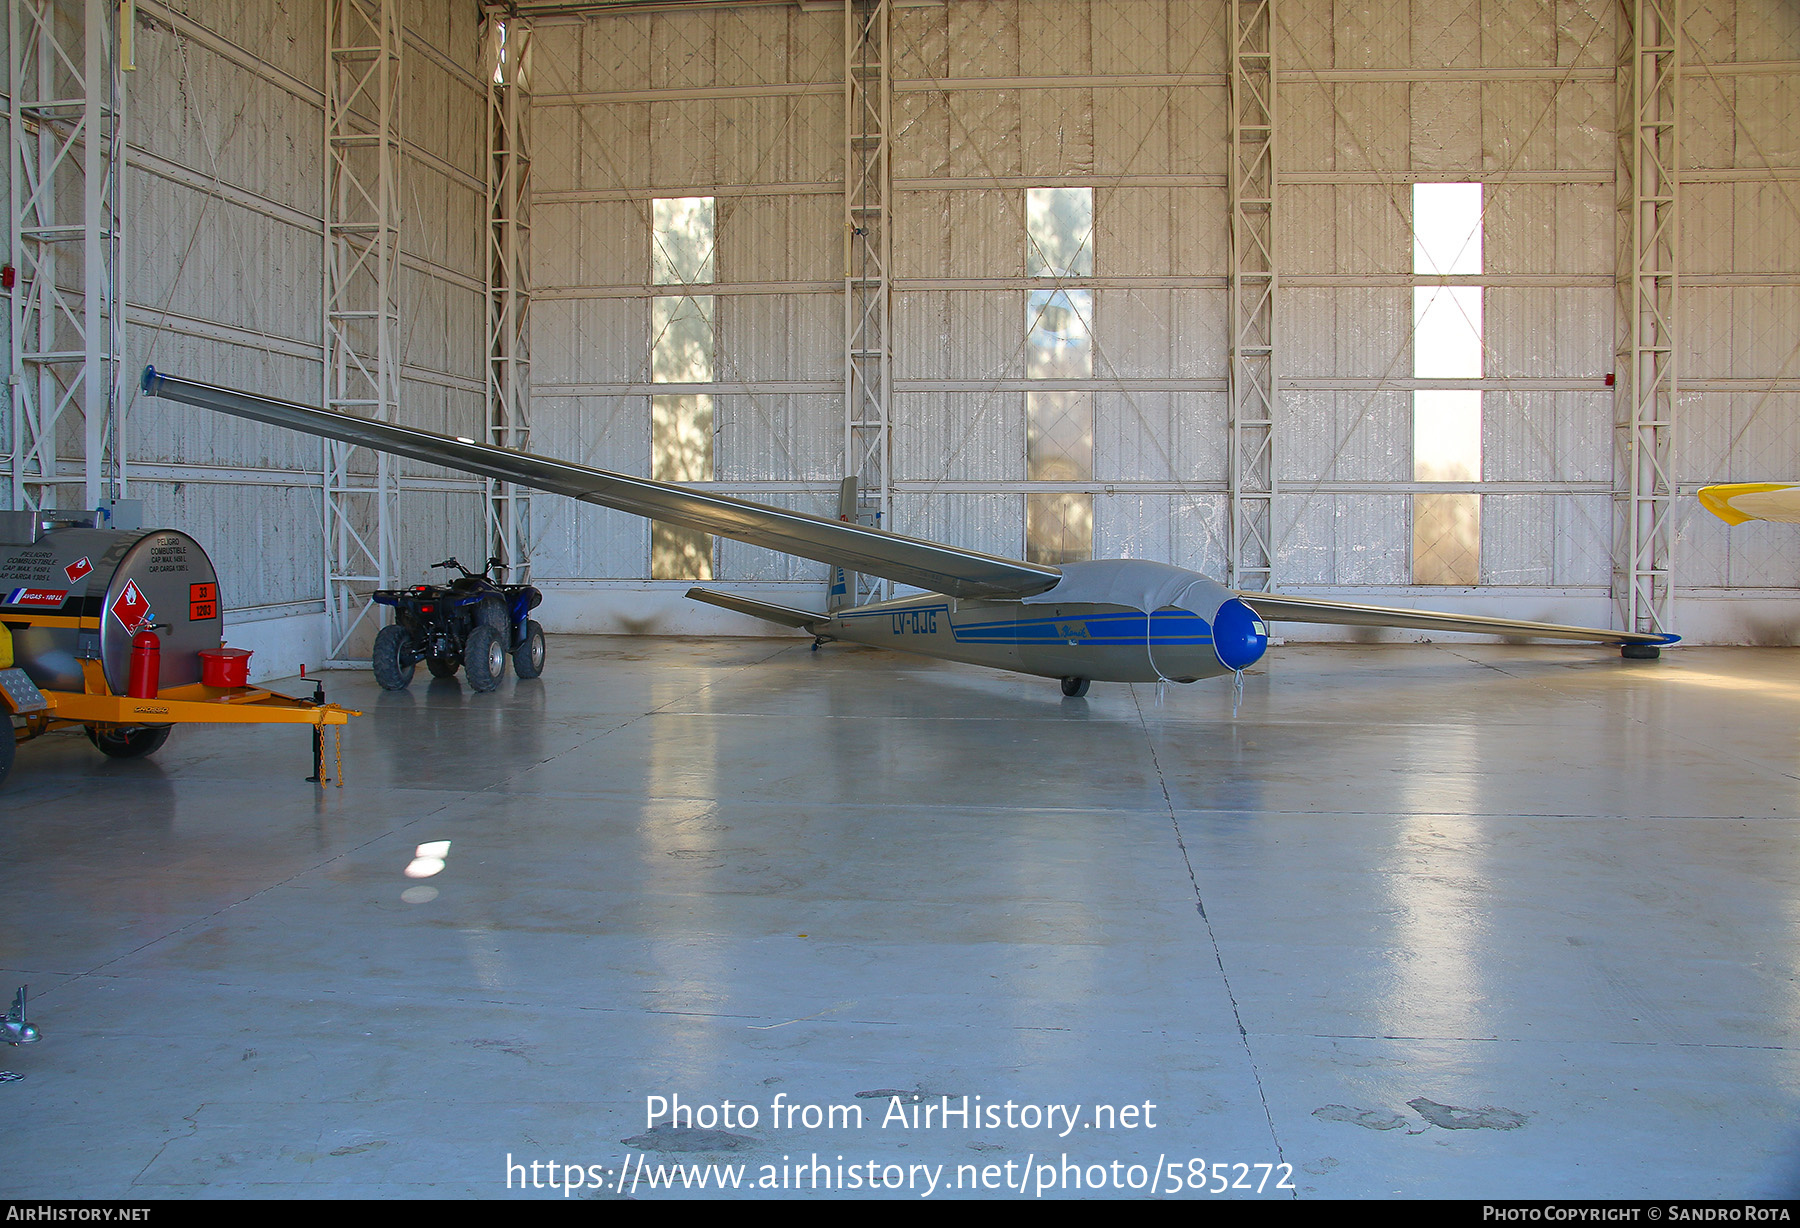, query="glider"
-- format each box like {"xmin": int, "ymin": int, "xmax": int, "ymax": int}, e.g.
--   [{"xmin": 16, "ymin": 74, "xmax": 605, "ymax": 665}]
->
[
  {"xmin": 141, "ymin": 368, "xmax": 1678, "ymax": 695},
  {"xmin": 1697, "ymin": 483, "xmax": 1800, "ymax": 526}
]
